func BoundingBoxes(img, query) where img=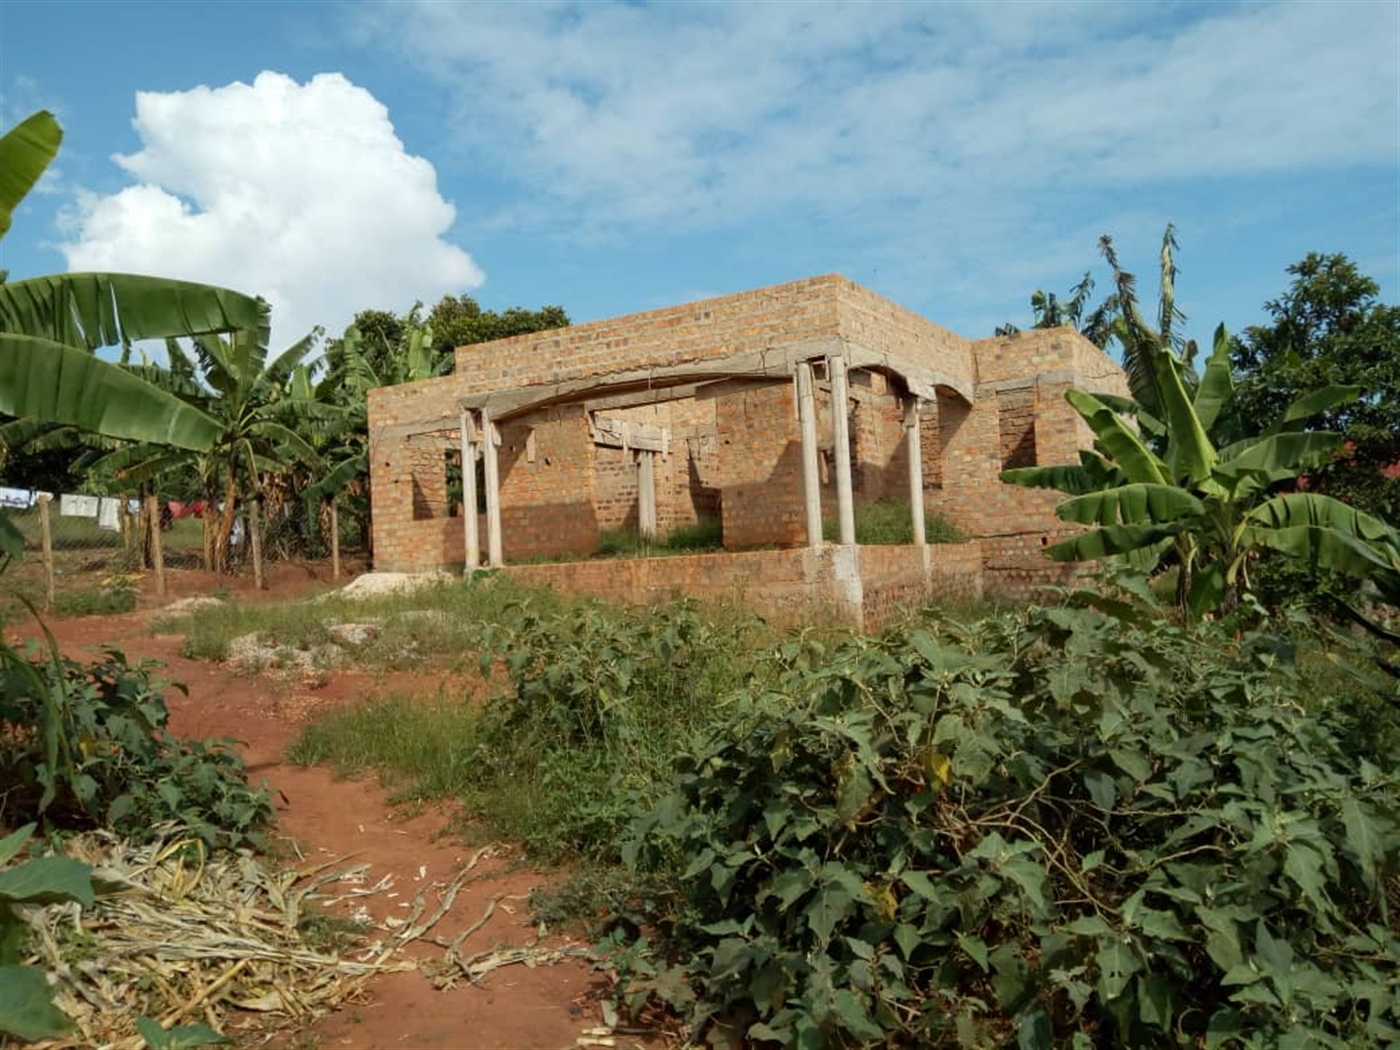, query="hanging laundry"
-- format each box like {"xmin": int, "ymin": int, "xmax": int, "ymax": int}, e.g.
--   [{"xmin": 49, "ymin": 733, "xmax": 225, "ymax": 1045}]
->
[
  {"xmin": 98, "ymin": 498, "xmax": 121, "ymax": 531},
  {"xmin": 60, "ymin": 494, "xmax": 100, "ymax": 517},
  {"xmin": 0, "ymin": 486, "xmax": 34, "ymax": 509}
]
